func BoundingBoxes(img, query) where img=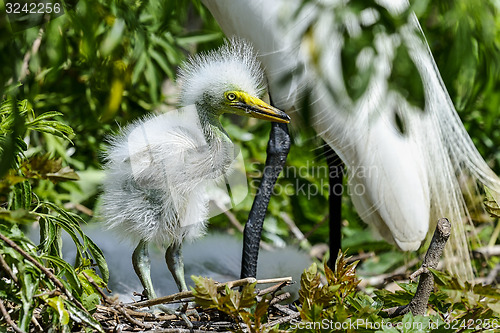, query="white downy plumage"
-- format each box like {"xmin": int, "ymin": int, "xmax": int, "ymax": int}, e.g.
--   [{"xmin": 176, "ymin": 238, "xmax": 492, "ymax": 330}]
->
[{"xmin": 100, "ymin": 39, "xmax": 280, "ymax": 247}]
